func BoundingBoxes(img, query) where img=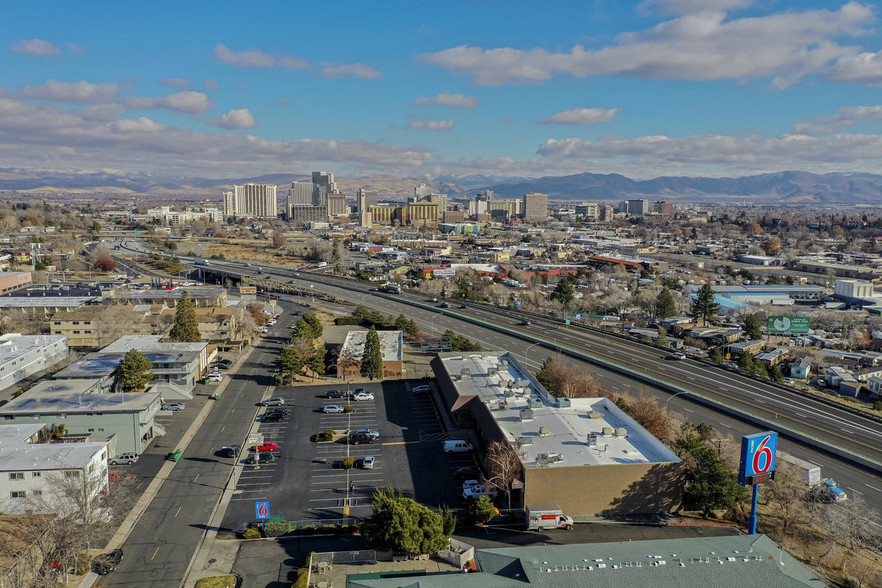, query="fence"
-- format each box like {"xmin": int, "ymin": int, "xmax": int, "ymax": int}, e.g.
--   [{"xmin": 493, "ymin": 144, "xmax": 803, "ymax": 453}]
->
[{"xmin": 437, "ymin": 538, "xmax": 474, "ymax": 568}]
